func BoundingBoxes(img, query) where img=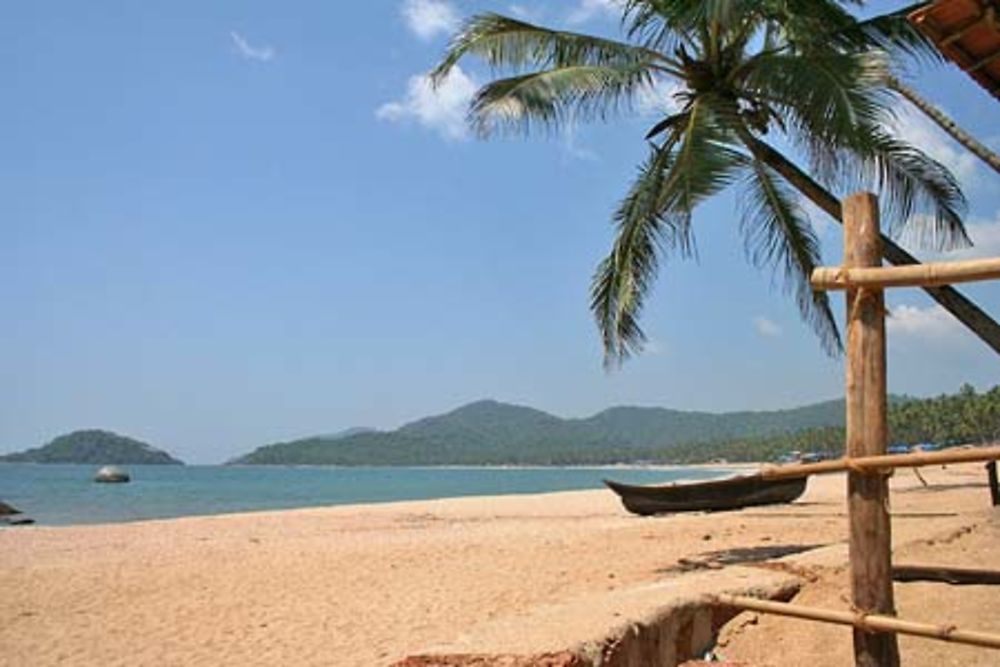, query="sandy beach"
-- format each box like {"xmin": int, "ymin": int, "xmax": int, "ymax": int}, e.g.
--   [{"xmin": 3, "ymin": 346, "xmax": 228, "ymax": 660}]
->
[{"xmin": 1, "ymin": 463, "xmax": 997, "ymax": 666}]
